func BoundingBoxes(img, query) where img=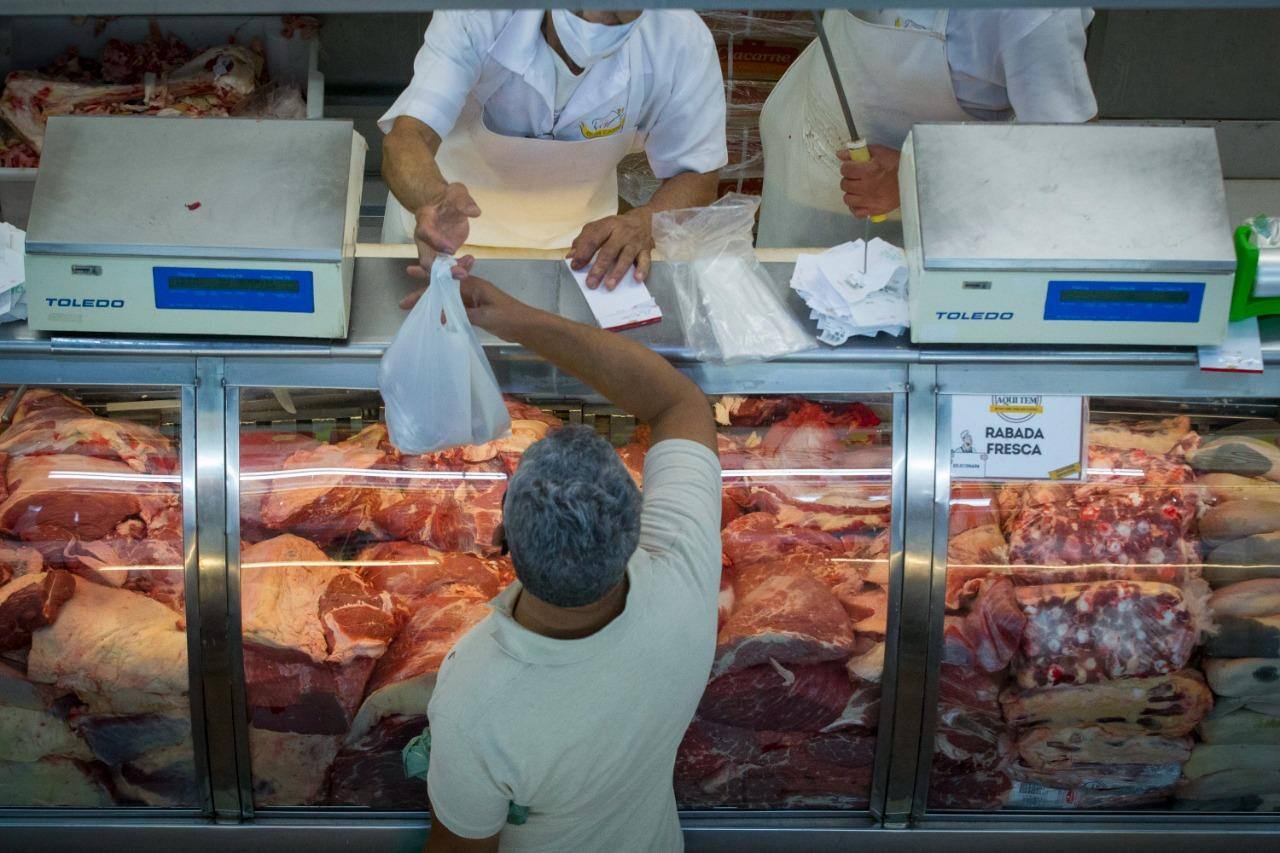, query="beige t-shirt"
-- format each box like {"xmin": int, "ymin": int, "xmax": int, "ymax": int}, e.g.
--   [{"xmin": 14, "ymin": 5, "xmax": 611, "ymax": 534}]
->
[{"xmin": 426, "ymin": 439, "xmax": 722, "ymax": 852}]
